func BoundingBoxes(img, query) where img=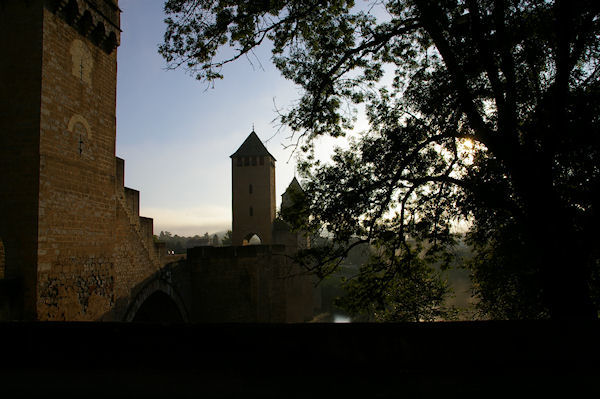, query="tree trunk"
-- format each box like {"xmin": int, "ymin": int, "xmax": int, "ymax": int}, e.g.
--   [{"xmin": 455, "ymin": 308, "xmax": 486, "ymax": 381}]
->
[
  {"xmin": 542, "ymin": 247, "xmax": 595, "ymax": 320},
  {"xmin": 527, "ymin": 187, "xmax": 597, "ymax": 320},
  {"xmin": 514, "ymin": 149, "xmax": 597, "ymax": 320}
]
